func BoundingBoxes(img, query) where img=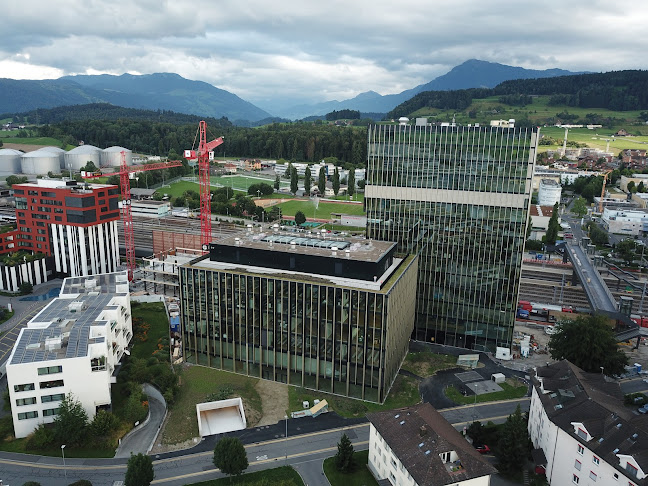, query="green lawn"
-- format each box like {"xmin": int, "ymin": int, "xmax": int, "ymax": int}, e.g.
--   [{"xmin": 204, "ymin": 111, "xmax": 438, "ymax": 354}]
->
[
  {"xmin": 213, "ymin": 174, "xmax": 291, "ymax": 191},
  {"xmin": 445, "ymin": 380, "xmax": 528, "ymax": 405},
  {"xmin": 323, "ymin": 450, "xmax": 378, "ymax": 486},
  {"xmin": 287, "ymin": 373, "xmax": 421, "ymax": 419},
  {"xmin": 400, "ymin": 352, "xmax": 458, "ymax": 377},
  {"xmin": 0, "ymin": 310, "xmax": 14, "ymax": 325},
  {"xmin": 0, "ymin": 136, "xmax": 66, "ymax": 147},
  {"xmin": 130, "ymin": 302, "xmax": 169, "ymax": 359},
  {"xmin": 157, "ymin": 180, "xmax": 201, "ymax": 198},
  {"xmin": 188, "ymin": 466, "xmax": 305, "ymax": 486},
  {"xmin": 162, "ymin": 366, "xmax": 263, "ymax": 445},
  {"xmin": 278, "ymin": 200, "xmax": 365, "ymax": 219}
]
